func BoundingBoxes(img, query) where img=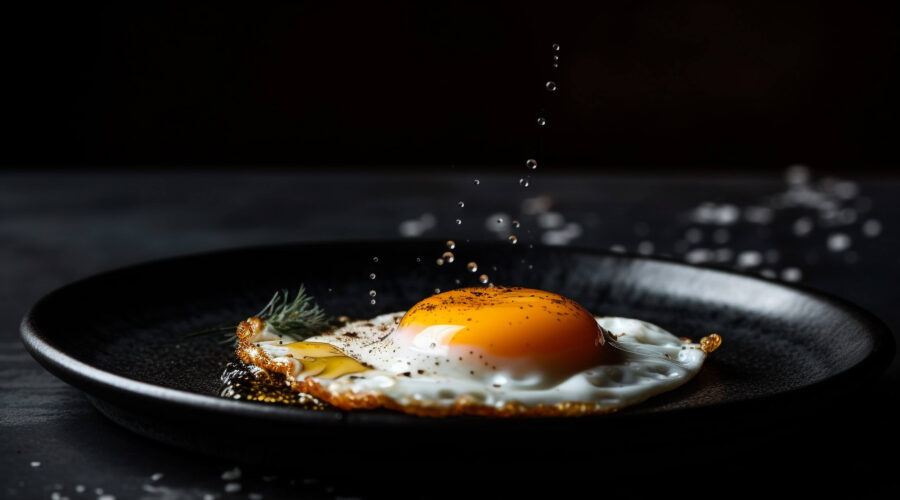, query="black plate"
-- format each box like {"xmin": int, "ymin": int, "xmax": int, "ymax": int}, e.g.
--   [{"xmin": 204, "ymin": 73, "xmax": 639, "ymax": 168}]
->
[{"xmin": 20, "ymin": 241, "xmax": 893, "ymax": 469}]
